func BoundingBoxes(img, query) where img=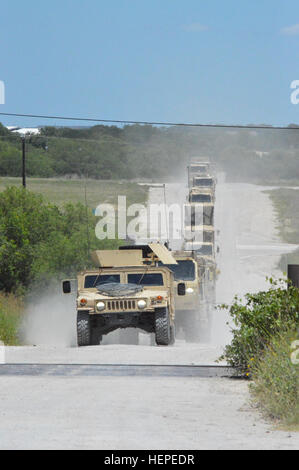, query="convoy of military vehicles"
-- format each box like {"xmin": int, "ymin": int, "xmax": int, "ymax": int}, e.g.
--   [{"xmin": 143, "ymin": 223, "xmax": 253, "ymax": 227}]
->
[{"xmin": 63, "ymin": 160, "xmax": 217, "ymax": 347}]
